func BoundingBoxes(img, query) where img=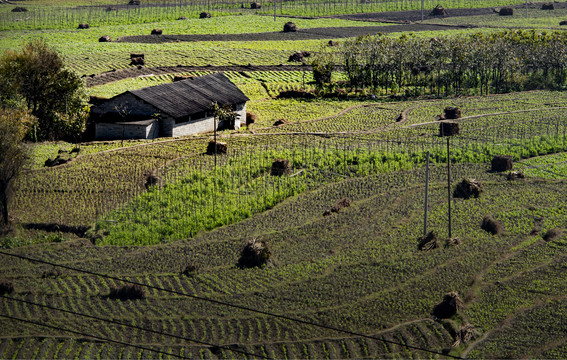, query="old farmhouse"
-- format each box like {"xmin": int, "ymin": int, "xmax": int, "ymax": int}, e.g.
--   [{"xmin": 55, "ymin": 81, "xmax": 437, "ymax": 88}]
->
[{"xmin": 91, "ymin": 72, "xmax": 249, "ymax": 140}]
